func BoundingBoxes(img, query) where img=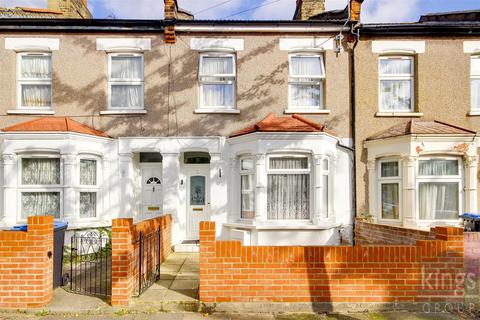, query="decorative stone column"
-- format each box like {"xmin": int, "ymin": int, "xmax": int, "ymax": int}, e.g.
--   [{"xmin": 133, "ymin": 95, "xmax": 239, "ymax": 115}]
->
[
  {"xmin": 119, "ymin": 153, "xmax": 134, "ymax": 218},
  {"xmin": 254, "ymin": 154, "xmax": 267, "ymax": 224},
  {"xmin": 312, "ymin": 154, "xmax": 324, "ymax": 225},
  {"xmin": 464, "ymin": 155, "xmax": 478, "ymax": 213},
  {"xmin": 162, "ymin": 153, "xmax": 181, "ymax": 243},
  {"xmin": 401, "ymin": 155, "xmax": 417, "ymax": 227},
  {"xmin": 2, "ymin": 154, "xmax": 17, "ymax": 225},
  {"xmin": 101, "ymin": 157, "xmax": 111, "ymax": 222},
  {"xmin": 366, "ymin": 159, "xmax": 377, "ymax": 223},
  {"xmin": 61, "ymin": 153, "xmax": 77, "ymax": 222}
]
